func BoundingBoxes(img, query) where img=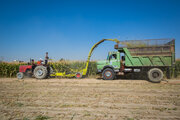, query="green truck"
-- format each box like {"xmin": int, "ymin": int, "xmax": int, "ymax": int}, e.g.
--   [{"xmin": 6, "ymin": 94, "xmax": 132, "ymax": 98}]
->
[{"xmin": 96, "ymin": 39, "xmax": 175, "ymax": 82}]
